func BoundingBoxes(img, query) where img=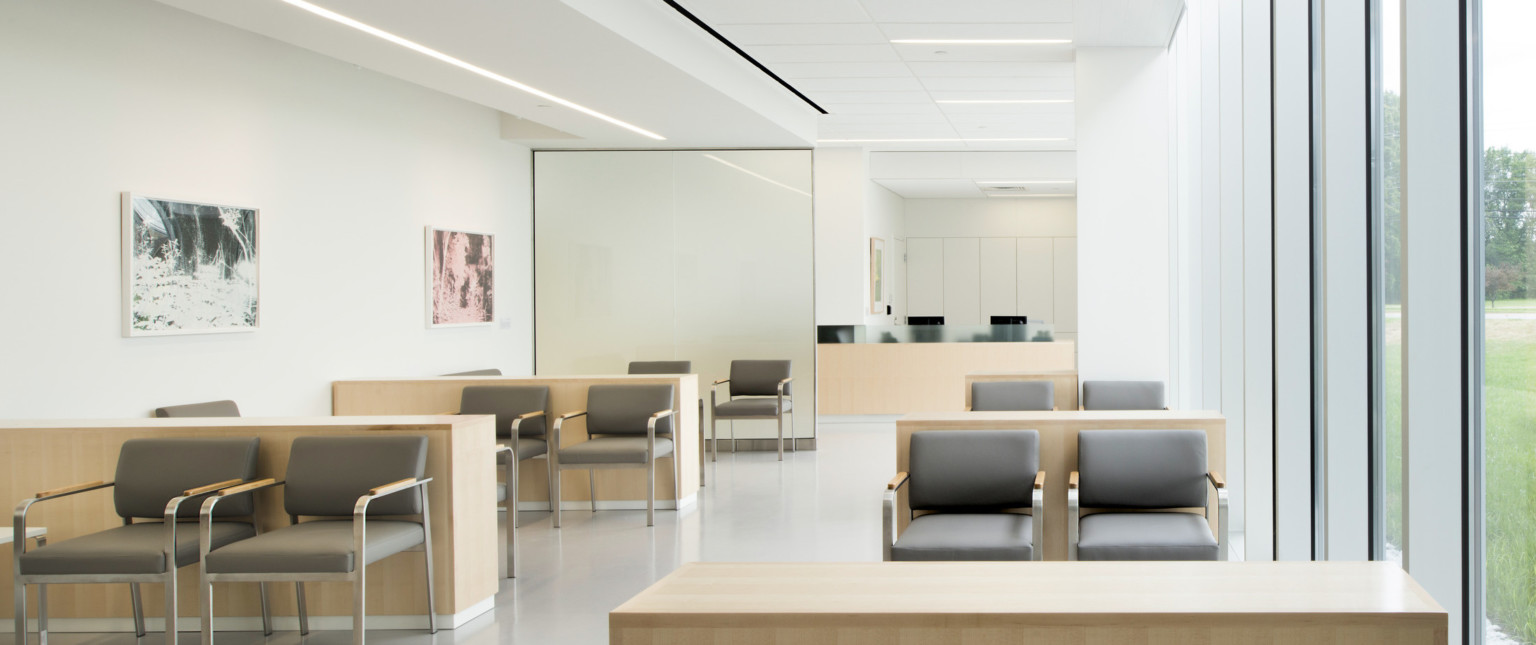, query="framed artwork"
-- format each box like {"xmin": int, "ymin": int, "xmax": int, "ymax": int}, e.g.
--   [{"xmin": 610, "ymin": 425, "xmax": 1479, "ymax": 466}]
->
[
  {"xmin": 870, "ymin": 237, "xmax": 885, "ymax": 314},
  {"xmin": 426, "ymin": 226, "xmax": 494, "ymax": 327},
  {"xmin": 121, "ymin": 193, "xmax": 259, "ymax": 337}
]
